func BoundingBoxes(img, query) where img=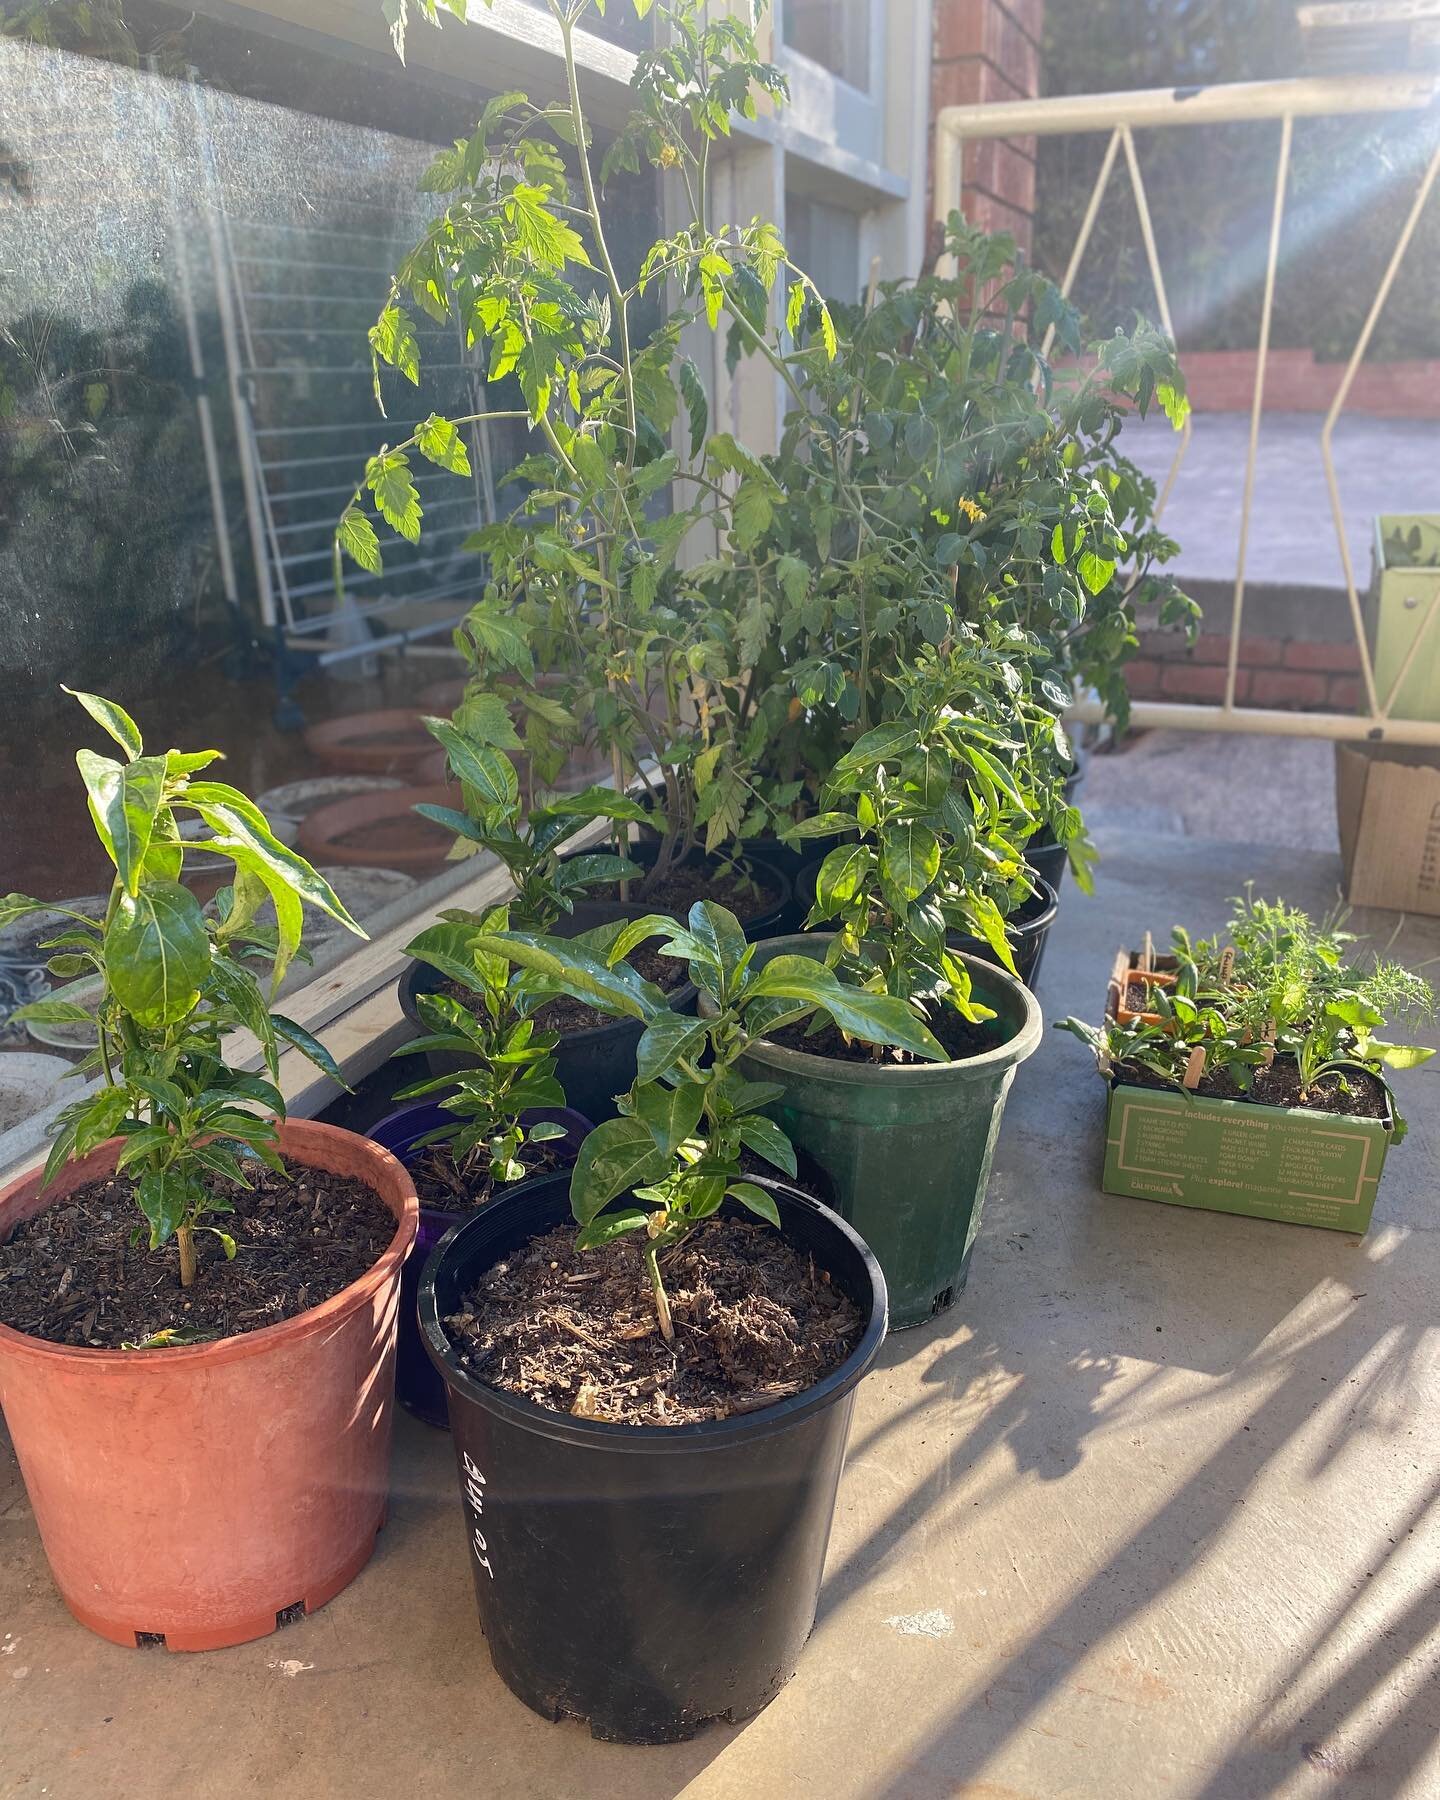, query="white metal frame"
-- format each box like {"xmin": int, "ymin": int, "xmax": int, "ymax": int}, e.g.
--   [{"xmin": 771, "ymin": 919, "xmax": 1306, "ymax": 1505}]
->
[{"xmin": 934, "ymin": 72, "xmax": 1440, "ymax": 745}]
